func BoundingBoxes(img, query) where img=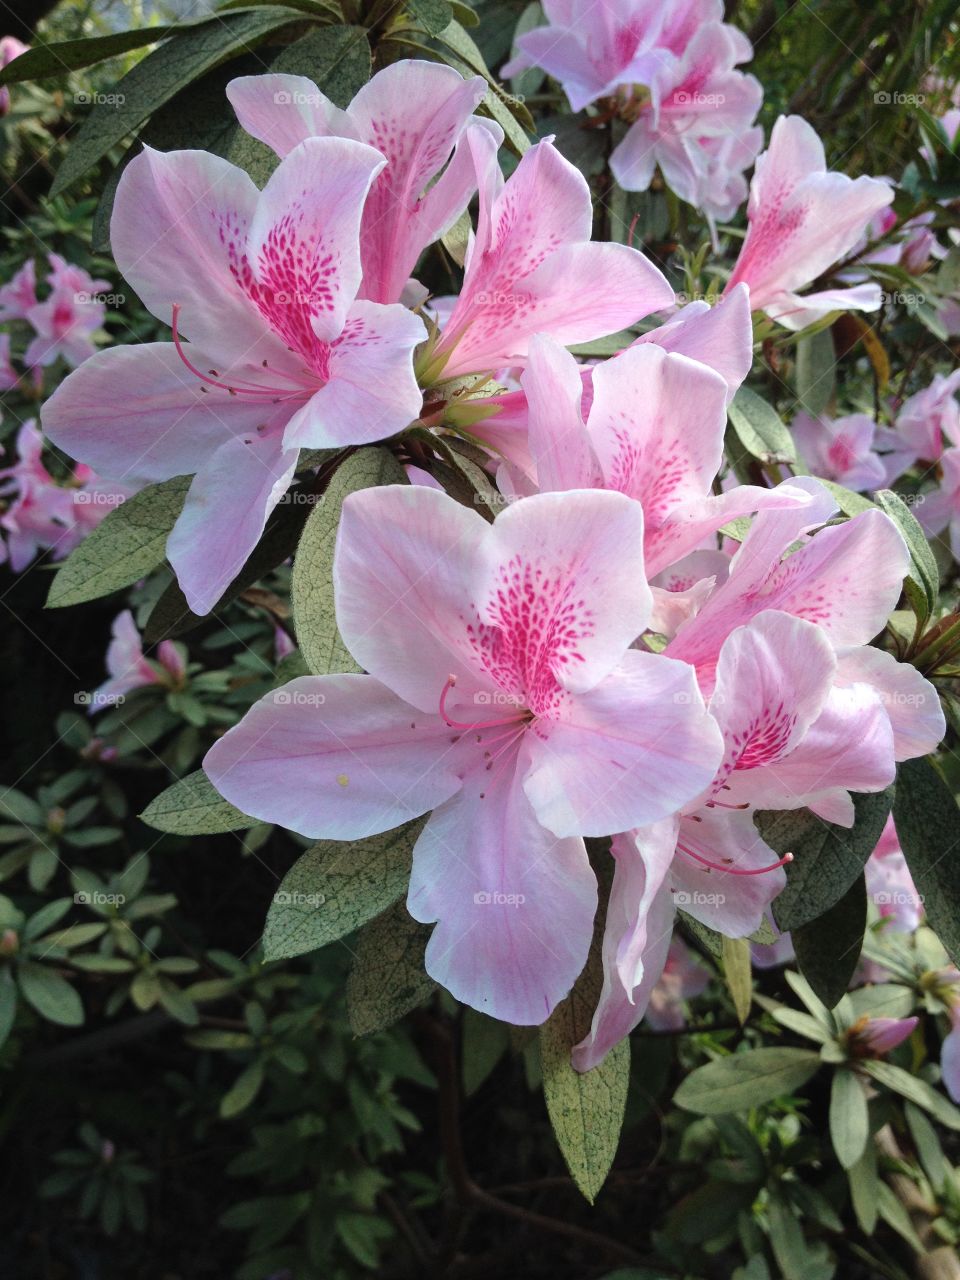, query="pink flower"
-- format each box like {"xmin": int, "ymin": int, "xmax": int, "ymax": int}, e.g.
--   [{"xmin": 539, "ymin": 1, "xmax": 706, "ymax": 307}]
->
[
  {"xmin": 91, "ymin": 610, "xmax": 185, "ymax": 713},
  {"xmin": 892, "ymin": 370, "xmax": 960, "ymax": 465},
  {"xmin": 510, "ymin": 329, "xmax": 807, "ymax": 578},
  {"xmin": 0, "ymin": 36, "xmax": 28, "ymax": 117},
  {"xmin": 24, "ymin": 254, "xmax": 111, "ymax": 370},
  {"xmin": 426, "ymin": 136, "xmax": 674, "ymax": 380},
  {"xmin": 645, "ymin": 936, "xmax": 711, "ymax": 1030},
  {"xmin": 865, "ymin": 815, "xmax": 923, "ymax": 933},
  {"xmin": 791, "ymin": 410, "xmax": 887, "ymax": 491},
  {"xmin": 227, "ymin": 60, "xmax": 491, "ymax": 305},
  {"xmin": 205, "ymin": 485, "xmax": 724, "ymax": 1024},
  {"xmin": 0, "ymin": 333, "xmax": 19, "ymax": 390},
  {"xmin": 43, "ymin": 137, "xmax": 426, "ymax": 615},
  {"xmin": 725, "ymin": 116, "xmax": 893, "ymax": 329},
  {"xmin": 916, "ymin": 446, "xmax": 960, "ymax": 559},
  {"xmin": 0, "ymin": 258, "xmax": 38, "ymax": 322},
  {"xmin": 502, "ymin": 0, "xmax": 671, "ymax": 113},
  {"xmin": 609, "ymin": 24, "xmax": 763, "ymax": 226},
  {"xmin": 0, "ymin": 419, "xmax": 74, "ymax": 569},
  {"xmin": 847, "ymin": 1015, "xmax": 918, "ymax": 1057}
]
